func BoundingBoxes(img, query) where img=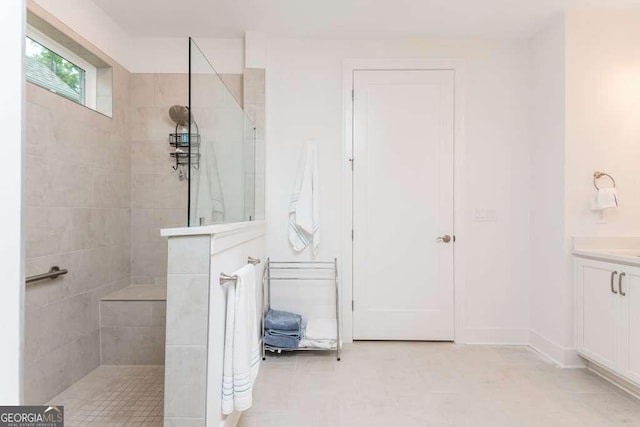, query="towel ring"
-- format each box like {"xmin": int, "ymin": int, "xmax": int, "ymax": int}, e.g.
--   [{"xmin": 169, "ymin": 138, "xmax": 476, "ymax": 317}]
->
[{"xmin": 593, "ymin": 171, "xmax": 616, "ymax": 190}]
